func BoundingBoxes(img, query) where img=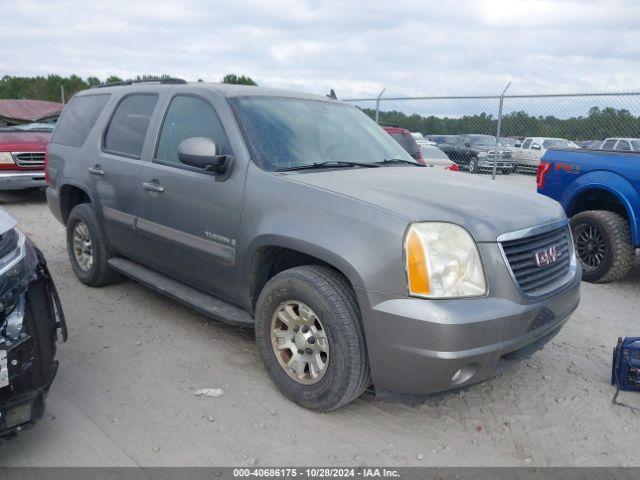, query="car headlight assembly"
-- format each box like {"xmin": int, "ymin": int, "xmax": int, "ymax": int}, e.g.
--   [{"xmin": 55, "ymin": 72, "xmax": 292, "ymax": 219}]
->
[
  {"xmin": 0, "ymin": 152, "xmax": 15, "ymax": 165},
  {"xmin": 404, "ymin": 223, "xmax": 486, "ymax": 298},
  {"xmin": 0, "ymin": 227, "xmax": 26, "ymax": 276}
]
